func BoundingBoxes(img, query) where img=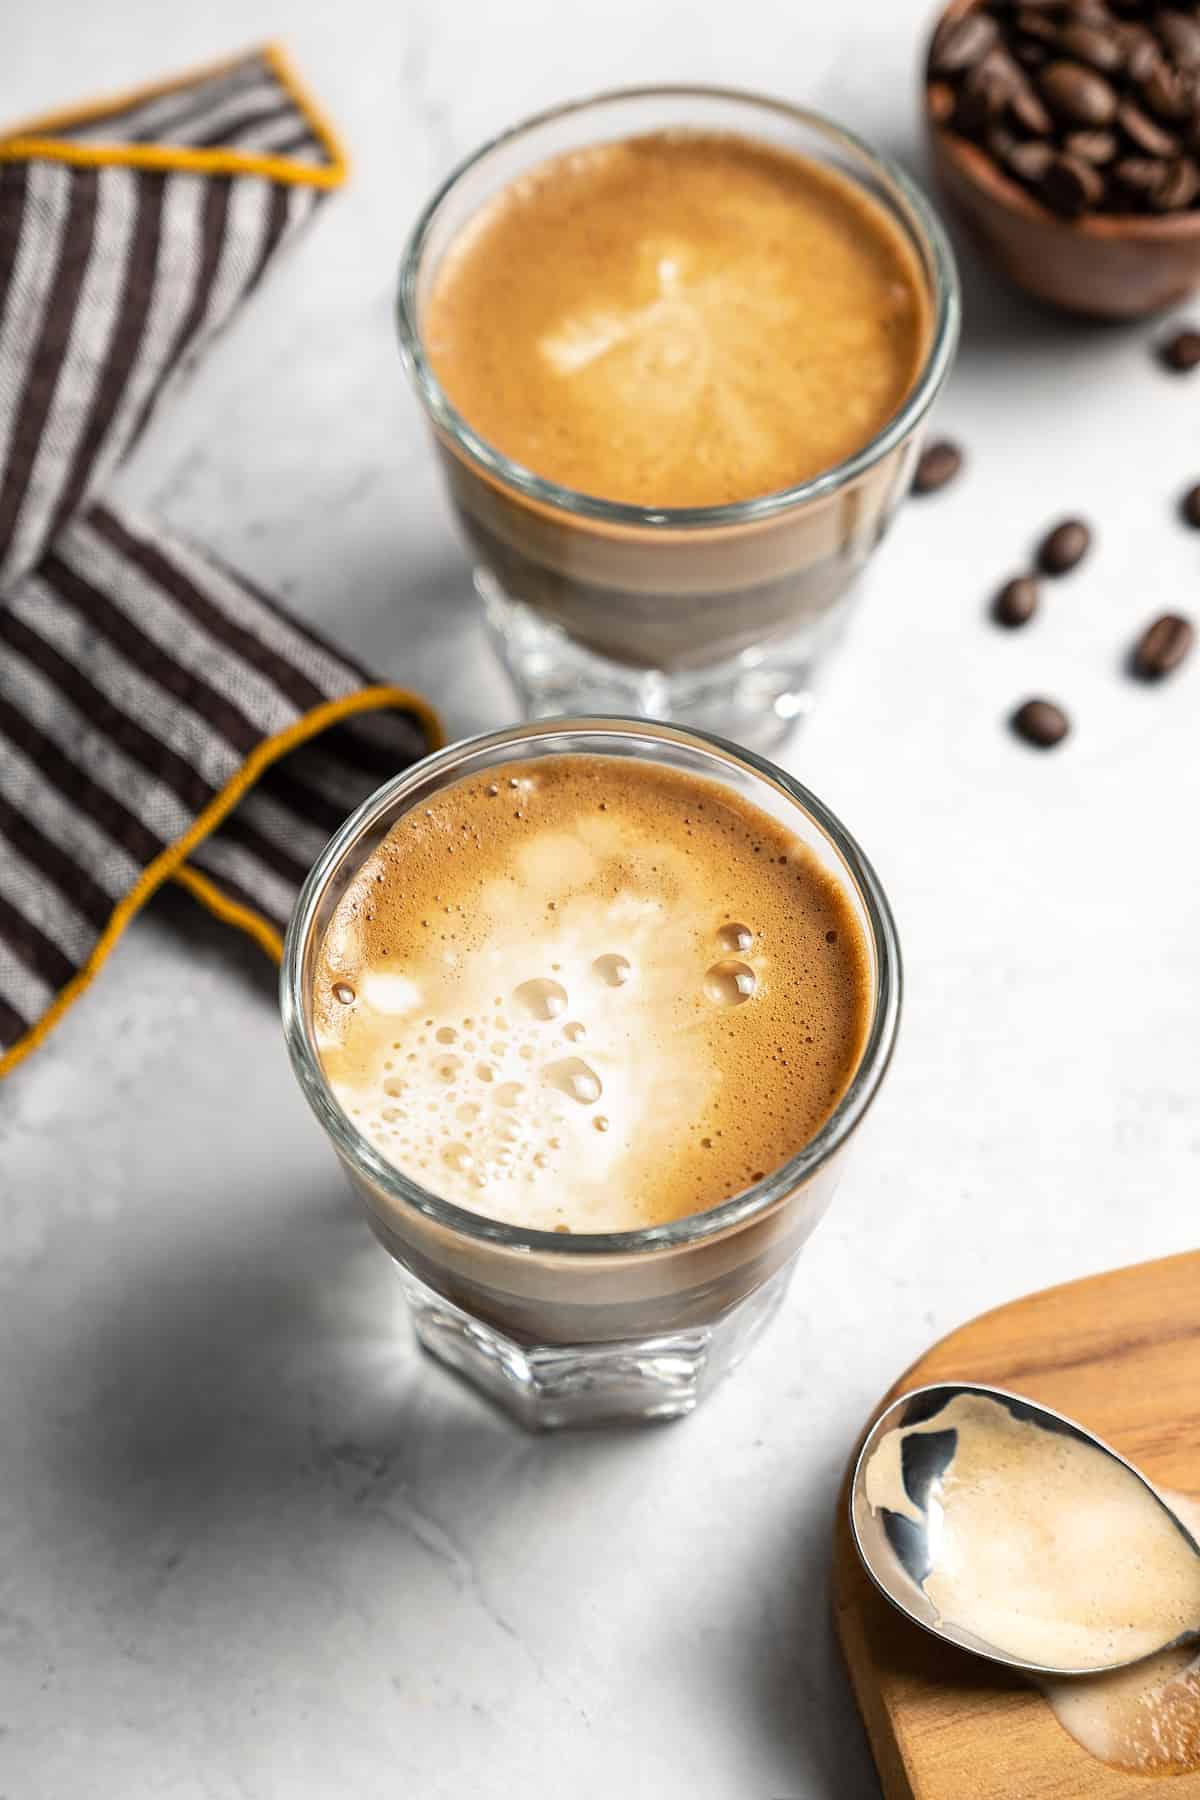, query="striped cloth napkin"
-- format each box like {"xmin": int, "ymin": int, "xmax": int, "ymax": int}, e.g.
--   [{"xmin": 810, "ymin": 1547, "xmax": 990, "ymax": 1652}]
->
[{"xmin": 0, "ymin": 47, "xmax": 439, "ymax": 1078}]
